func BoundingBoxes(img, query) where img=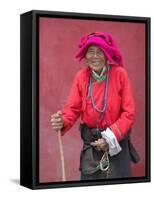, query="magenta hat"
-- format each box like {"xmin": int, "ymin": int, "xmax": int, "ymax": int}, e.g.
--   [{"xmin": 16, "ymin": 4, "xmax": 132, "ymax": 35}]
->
[{"xmin": 76, "ymin": 32, "xmax": 123, "ymax": 66}]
